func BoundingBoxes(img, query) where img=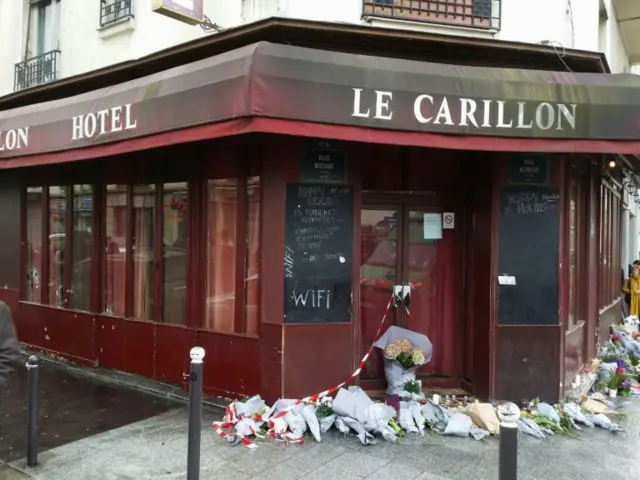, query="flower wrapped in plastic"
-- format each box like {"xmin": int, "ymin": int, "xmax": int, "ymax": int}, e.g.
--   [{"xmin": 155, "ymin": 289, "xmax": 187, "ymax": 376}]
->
[
  {"xmin": 373, "ymin": 326, "xmax": 433, "ymax": 396},
  {"xmin": 411, "ymin": 349, "xmax": 426, "ymax": 366}
]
